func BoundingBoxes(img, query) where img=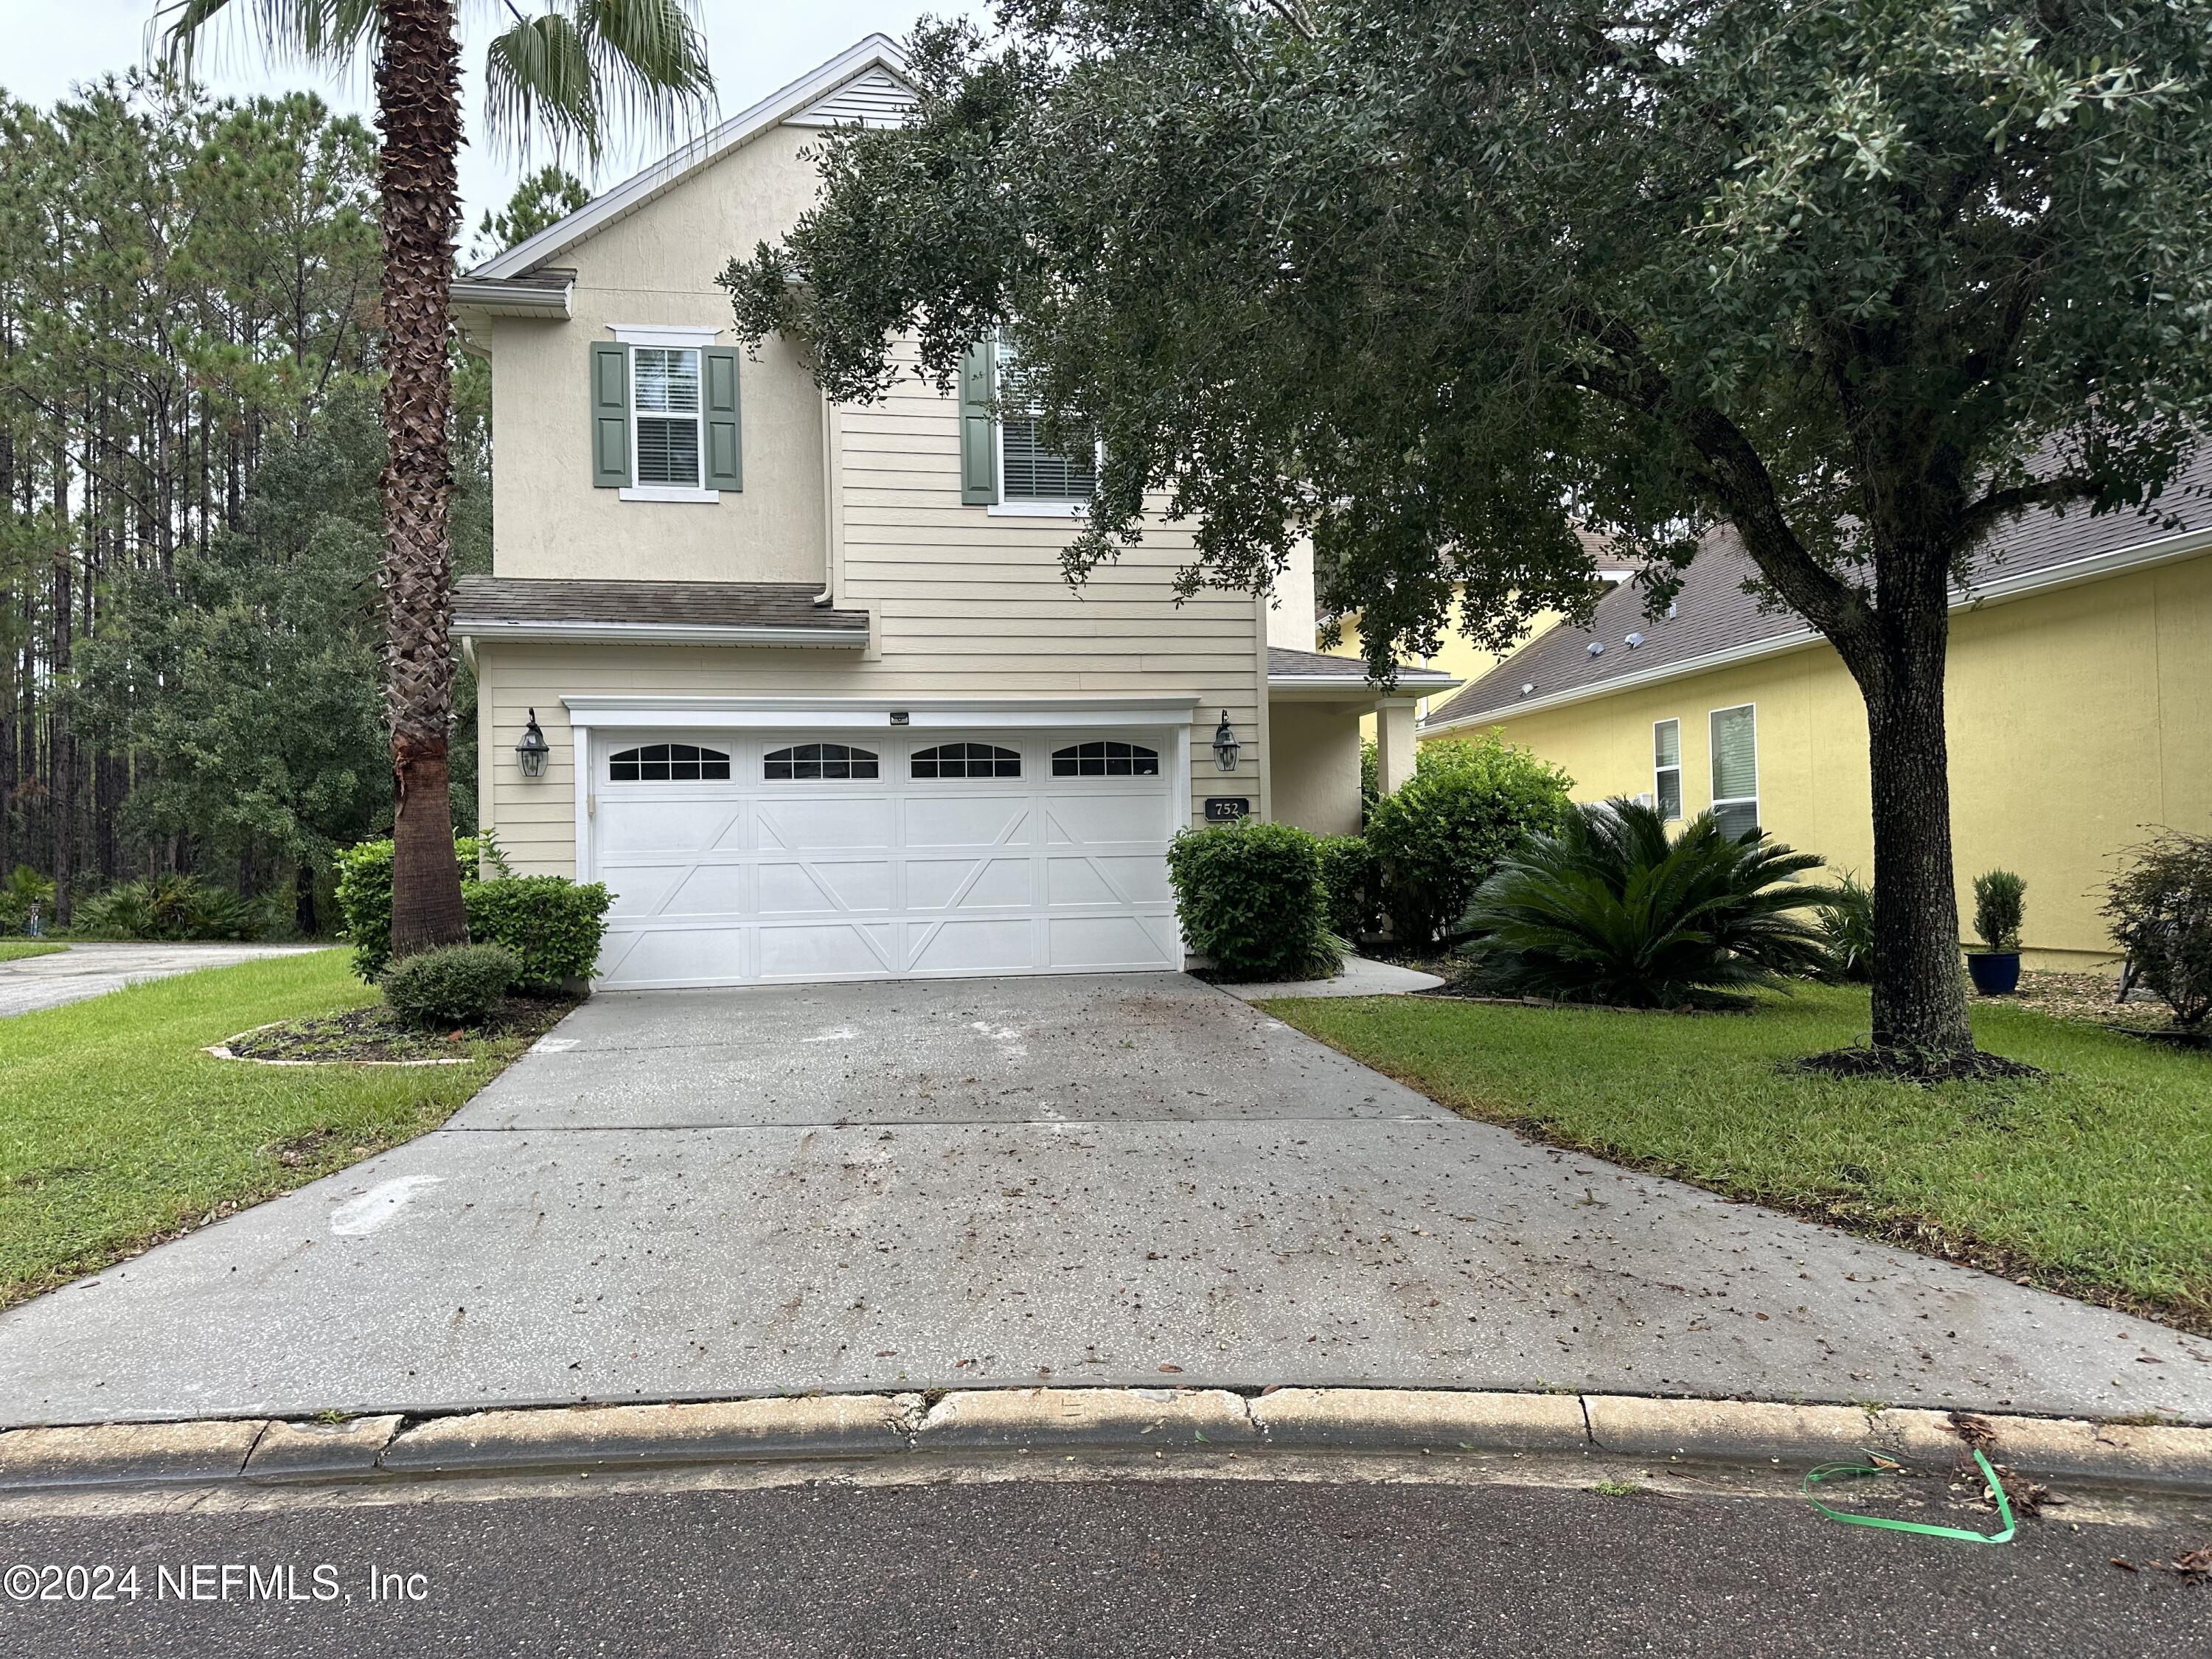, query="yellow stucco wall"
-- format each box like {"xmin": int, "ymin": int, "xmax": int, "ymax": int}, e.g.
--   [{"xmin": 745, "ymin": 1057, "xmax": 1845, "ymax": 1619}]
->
[
  {"xmin": 1335, "ymin": 602, "xmax": 1559, "ymax": 737},
  {"xmin": 1447, "ymin": 553, "xmax": 2212, "ymax": 966}
]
